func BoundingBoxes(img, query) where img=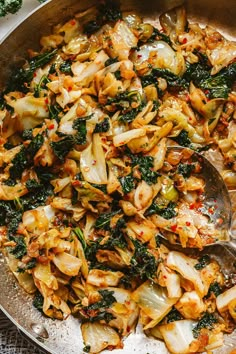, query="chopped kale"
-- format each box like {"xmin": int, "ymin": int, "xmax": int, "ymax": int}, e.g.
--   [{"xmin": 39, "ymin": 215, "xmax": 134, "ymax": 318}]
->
[
  {"xmin": 50, "ymin": 135, "xmax": 75, "ymax": 161},
  {"xmin": 0, "ymin": 0, "xmax": 23, "ymax": 17},
  {"xmin": 94, "ymin": 210, "xmax": 121, "ymax": 230},
  {"xmin": 35, "ymin": 166, "xmax": 55, "ymax": 182},
  {"xmin": 192, "ymin": 312, "xmax": 218, "ymax": 338},
  {"xmin": 73, "ymin": 227, "xmax": 87, "ymax": 250},
  {"xmin": 83, "ymin": 1, "xmax": 121, "ymax": 35},
  {"xmin": 22, "ymin": 129, "xmax": 33, "ymax": 141},
  {"xmin": 9, "ymin": 236, "xmax": 27, "ymax": 259},
  {"xmin": 9, "ymin": 133, "xmax": 44, "ymax": 180},
  {"xmin": 80, "ymin": 289, "xmax": 116, "ymax": 323},
  {"xmin": 177, "ymin": 163, "xmax": 195, "ymax": 178},
  {"xmin": 59, "ymin": 60, "xmax": 73, "ymax": 75},
  {"xmin": 145, "ymin": 201, "xmax": 177, "ymax": 219},
  {"xmin": 166, "ymin": 308, "xmax": 183, "ymax": 323},
  {"xmin": 72, "ymin": 114, "xmax": 93, "ymax": 145},
  {"xmin": 94, "ymin": 117, "xmax": 110, "ymax": 133},
  {"xmin": 83, "ymin": 345, "xmax": 91, "ymax": 353},
  {"xmin": 25, "ymin": 179, "xmax": 42, "ymax": 191},
  {"xmin": 105, "ymin": 57, "xmax": 118, "ymax": 67},
  {"xmin": 205, "ymin": 282, "xmax": 222, "ymax": 298},
  {"xmin": 17, "ymin": 258, "xmax": 37, "ymax": 273},
  {"xmin": 130, "ymin": 154, "xmax": 159, "ymax": 185},
  {"xmin": 48, "ymin": 103, "xmax": 63, "ymax": 122},
  {"xmin": 141, "ymin": 68, "xmax": 185, "ymax": 89},
  {"xmin": 119, "ymin": 175, "xmax": 135, "ymax": 194},
  {"xmin": 172, "ymin": 130, "xmax": 192, "ymax": 147},
  {"xmin": 9, "ymin": 147, "xmax": 28, "ymax": 181},
  {"xmin": 184, "ymin": 61, "xmax": 236, "ymax": 99},
  {"xmin": 194, "ymin": 255, "xmax": 211, "ymax": 270},
  {"xmin": 6, "ymin": 49, "xmax": 57, "ymax": 93},
  {"xmin": 130, "ymin": 239, "xmax": 157, "ymax": 280},
  {"xmin": 34, "ymin": 74, "xmax": 50, "ymax": 97},
  {"xmin": 33, "ymin": 291, "xmax": 44, "ymax": 312},
  {"xmin": 3, "ymin": 142, "xmax": 14, "ymax": 150},
  {"xmin": 150, "ymin": 27, "xmax": 171, "ymax": 45}
]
